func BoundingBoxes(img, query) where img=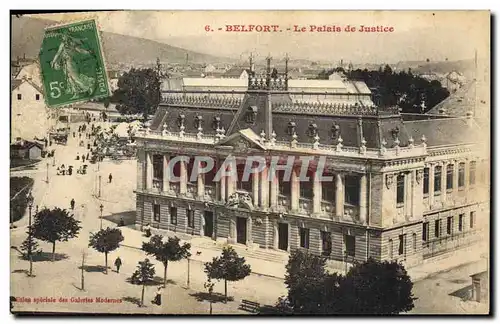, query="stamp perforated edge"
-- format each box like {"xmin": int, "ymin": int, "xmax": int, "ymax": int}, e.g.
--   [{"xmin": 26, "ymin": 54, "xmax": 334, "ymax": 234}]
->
[{"xmin": 36, "ymin": 14, "xmax": 113, "ymax": 110}]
